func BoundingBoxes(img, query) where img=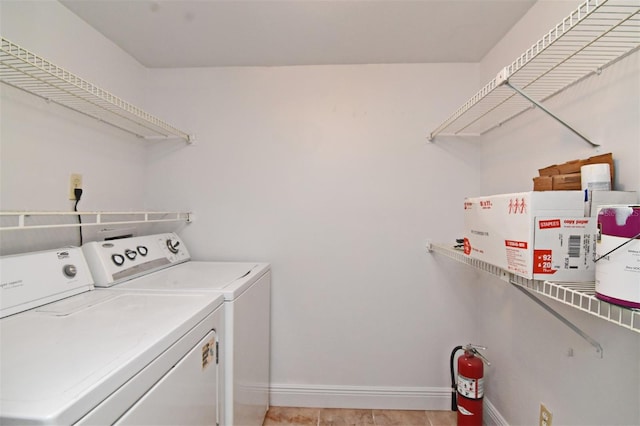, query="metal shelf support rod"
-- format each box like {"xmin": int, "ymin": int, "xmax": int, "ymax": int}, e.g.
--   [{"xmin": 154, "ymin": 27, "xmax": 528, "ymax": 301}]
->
[
  {"xmin": 503, "ymin": 81, "xmax": 599, "ymax": 148},
  {"xmin": 512, "ymin": 283, "xmax": 603, "ymax": 358}
]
